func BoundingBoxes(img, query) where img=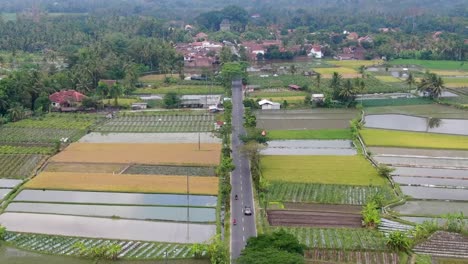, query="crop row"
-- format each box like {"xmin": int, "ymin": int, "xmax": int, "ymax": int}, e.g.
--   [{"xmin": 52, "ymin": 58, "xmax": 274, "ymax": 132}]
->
[
  {"xmin": 276, "ymin": 227, "xmax": 387, "ymax": 251},
  {"xmin": 0, "ymin": 127, "xmax": 85, "ymax": 144},
  {"xmin": 4, "ymin": 232, "xmax": 198, "ymax": 259},
  {"xmin": 0, "ymin": 145, "xmax": 55, "ymax": 155},
  {"xmin": 268, "ymin": 182, "xmax": 395, "ymax": 205},
  {"xmin": 95, "ymin": 121, "xmax": 215, "ymax": 133},
  {"xmin": 0, "ymin": 154, "xmax": 45, "ymax": 179},
  {"xmin": 124, "ymin": 165, "xmax": 216, "ymax": 176},
  {"xmin": 109, "ymin": 114, "xmax": 214, "ymax": 122},
  {"xmin": 305, "ymin": 249, "xmax": 399, "ymax": 264},
  {"xmin": 6, "ymin": 114, "xmax": 99, "ymax": 130}
]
